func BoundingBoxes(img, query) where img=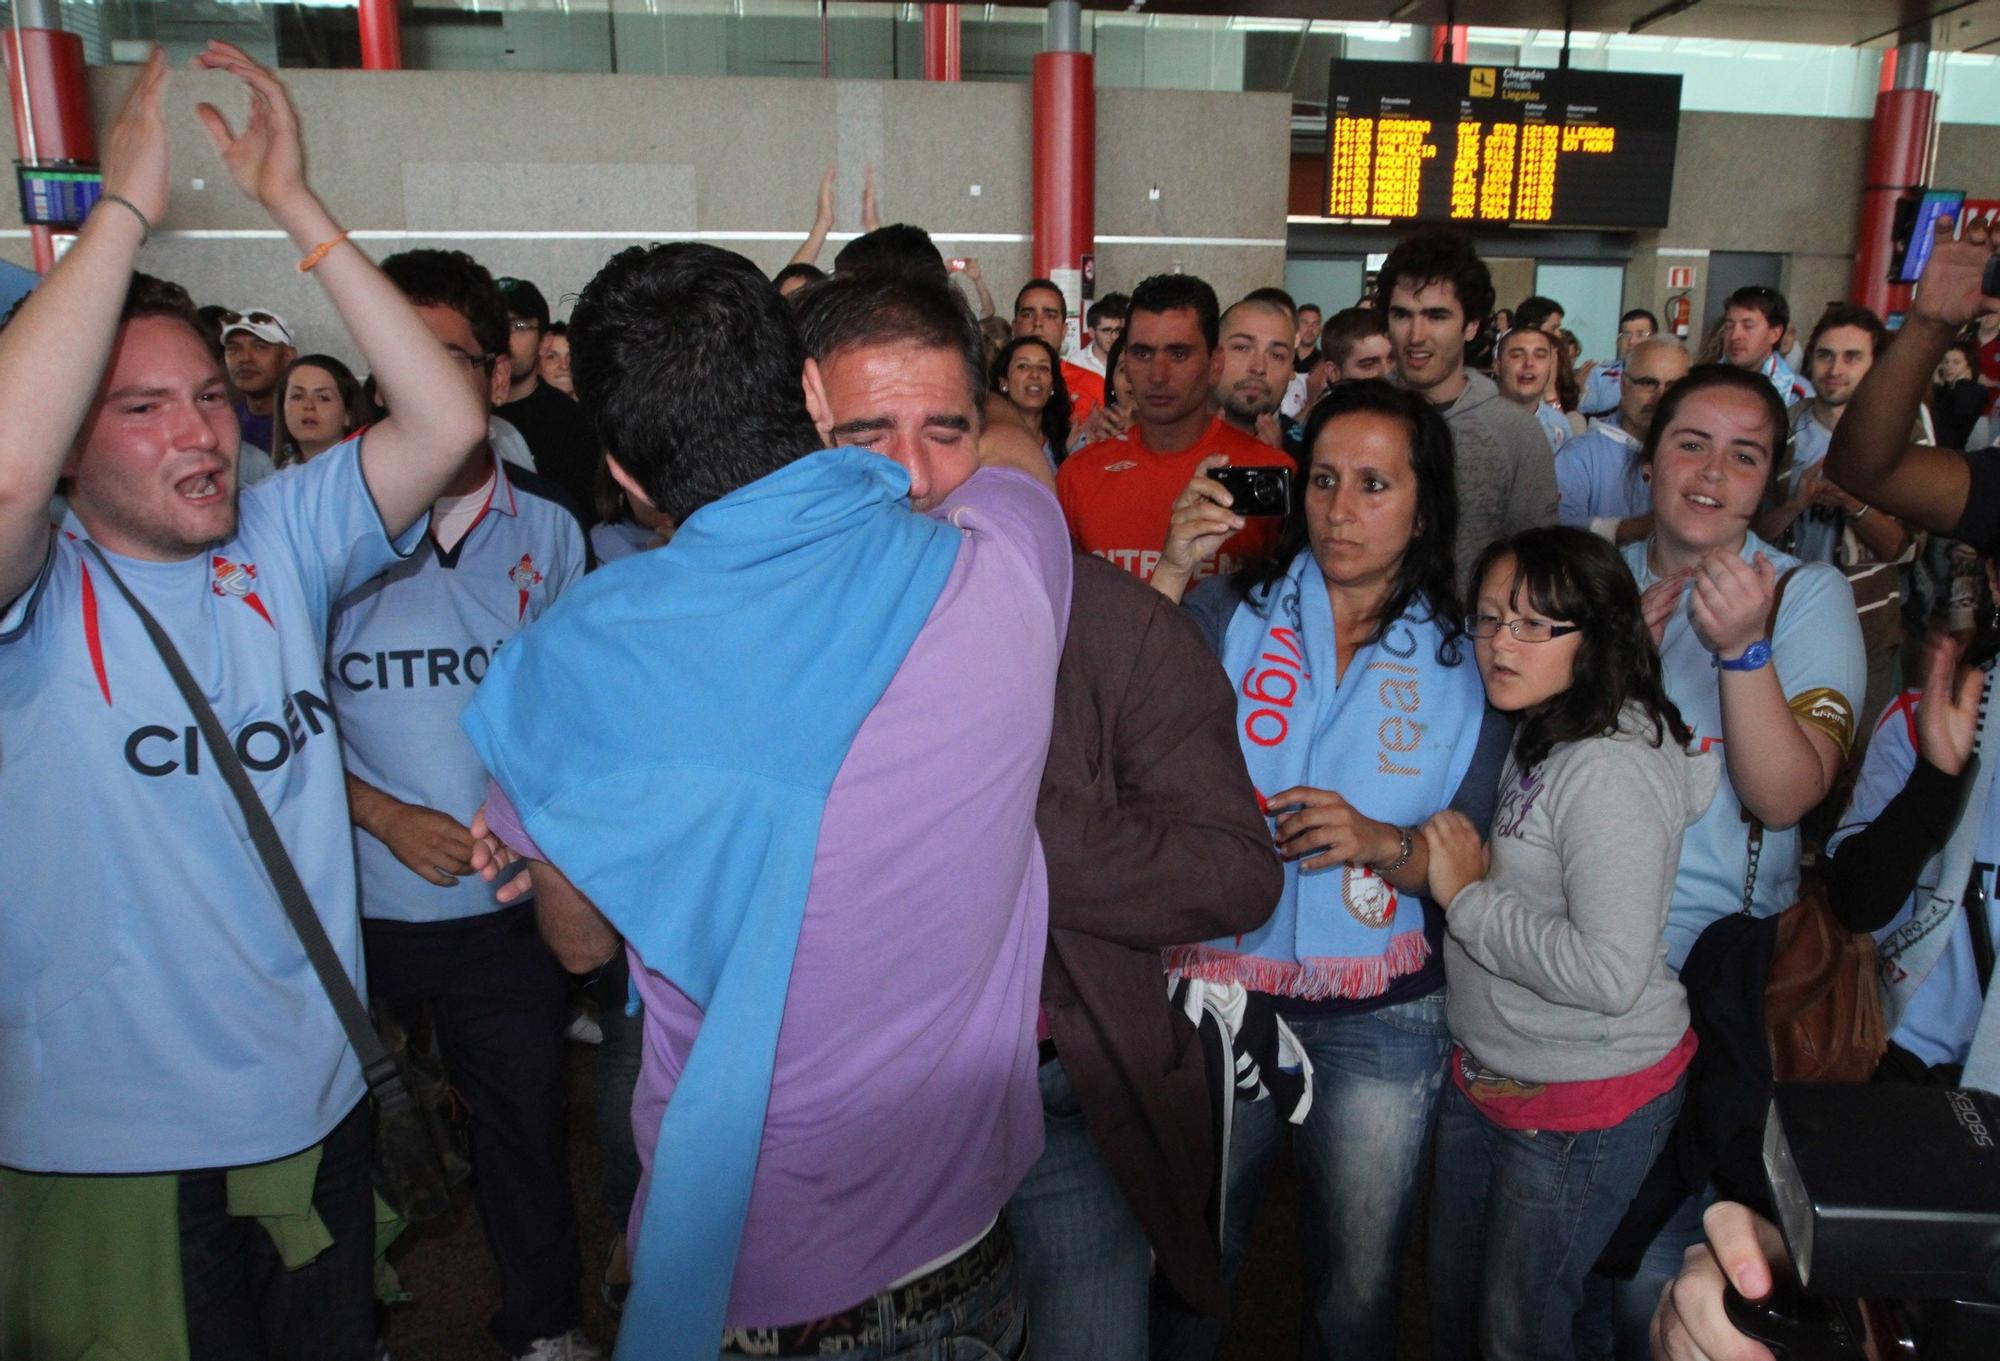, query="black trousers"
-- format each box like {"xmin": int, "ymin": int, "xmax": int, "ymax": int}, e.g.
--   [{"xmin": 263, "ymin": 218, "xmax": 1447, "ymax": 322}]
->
[
  {"xmin": 365, "ymin": 903, "xmax": 580, "ymax": 1352},
  {"xmin": 180, "ymin": 1101, "xmax": 375, "ymax": 1361}
]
